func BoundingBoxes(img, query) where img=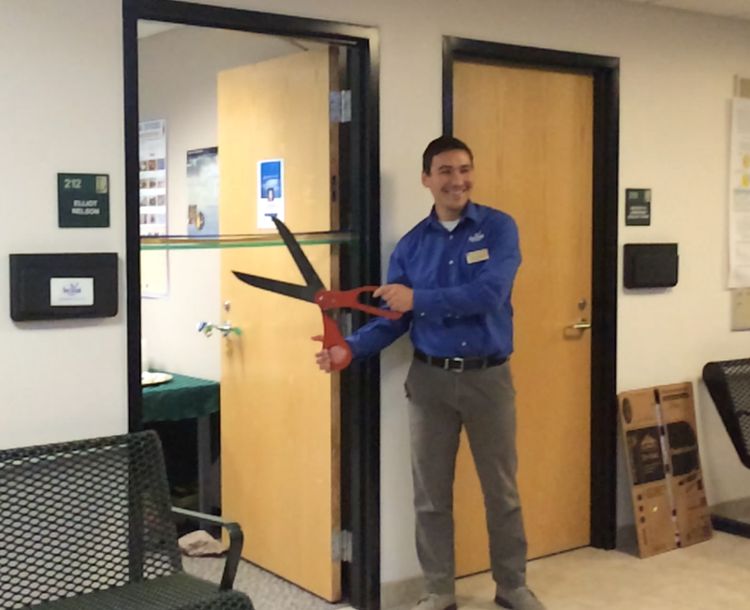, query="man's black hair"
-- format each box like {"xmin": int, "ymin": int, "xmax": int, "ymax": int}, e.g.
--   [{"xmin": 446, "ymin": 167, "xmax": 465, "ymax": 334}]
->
[{"xmin": 422, "ymin": 135, "xmax": 474, "ymax": 174}]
